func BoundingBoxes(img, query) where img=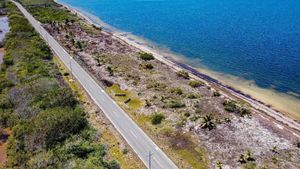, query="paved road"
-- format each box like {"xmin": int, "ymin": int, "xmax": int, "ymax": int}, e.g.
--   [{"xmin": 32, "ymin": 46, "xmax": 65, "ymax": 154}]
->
[{"xmin": 12, "ymin": 1, "xmax": 178, "ymax": 169}]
